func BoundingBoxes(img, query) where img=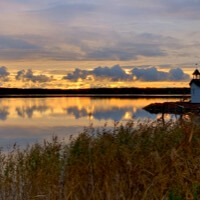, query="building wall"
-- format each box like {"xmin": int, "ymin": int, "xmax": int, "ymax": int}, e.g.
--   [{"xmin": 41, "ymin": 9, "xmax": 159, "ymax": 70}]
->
[{"xmin": 191, "ymin": 83, "xmax": 200, "ymax": 103}]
